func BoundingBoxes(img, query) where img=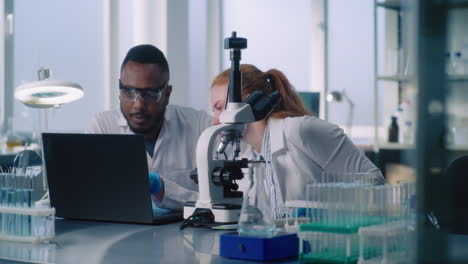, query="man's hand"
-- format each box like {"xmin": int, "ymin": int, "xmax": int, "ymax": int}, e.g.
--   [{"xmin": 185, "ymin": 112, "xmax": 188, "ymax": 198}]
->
[{"xmin": 149, "ymin": 172, "xmax": 165, "ymax": 201}]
